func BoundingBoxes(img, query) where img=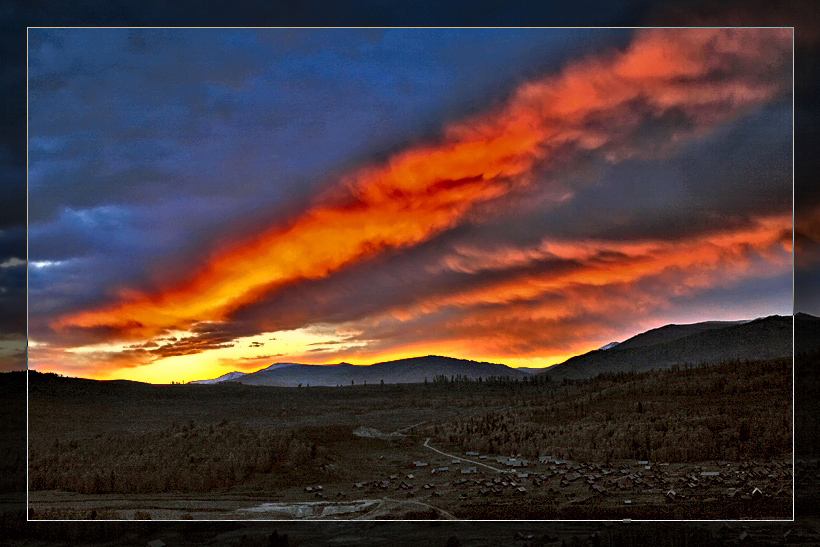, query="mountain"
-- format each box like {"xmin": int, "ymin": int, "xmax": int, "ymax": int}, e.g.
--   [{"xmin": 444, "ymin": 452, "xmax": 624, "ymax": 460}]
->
[
  {"xmin": 611, "ymin": 320, "xmax": 747, "ymax": 351},
  {"xmin": 540, "ymin": 314, "xmax": 817, "ymax": 380},
  {"xmin": 231, "ymin": 355, "xmax": 529, "ymax": 387},
  {"xmin": 189, "ymin": 363, "xmax": 301, "ymax": 384},
  {"xmin": 189, "ymin": 314, "xmax": 820, "ymax": 386},
  {"xmin": 254, "ymin": 363, "xmax": 300, "ymax": 373},
  {"xmin": 189, "ymin": 371, "xmax": 247, "ymax": 384},
  {"xmin": 512, "ymin": 367, "xmax": 542, "ymax": 375}
]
